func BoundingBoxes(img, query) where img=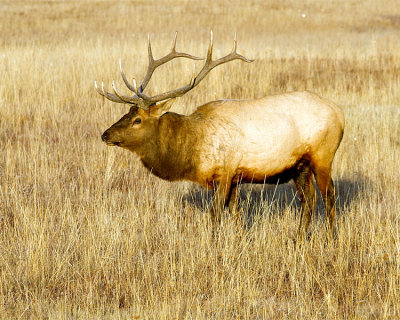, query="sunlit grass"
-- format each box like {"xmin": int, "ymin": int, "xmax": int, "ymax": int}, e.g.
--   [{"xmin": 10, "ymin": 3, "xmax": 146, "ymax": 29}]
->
[{"xmin": 0, "ymin": 0, "xmax": 399, "ymax": 318}]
